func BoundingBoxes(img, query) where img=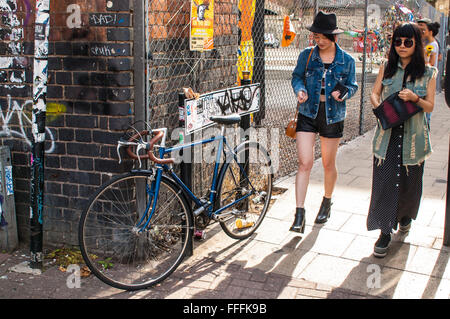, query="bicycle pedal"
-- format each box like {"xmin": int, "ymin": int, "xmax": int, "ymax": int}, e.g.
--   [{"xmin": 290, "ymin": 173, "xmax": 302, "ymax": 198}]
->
[
  {"xmin": 194, "ymin": 229, "xmax": 206, "ymax": 240},
  {"xmin": 252, "ymin": 191, "xmax": 267, "ymax": 204}
]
